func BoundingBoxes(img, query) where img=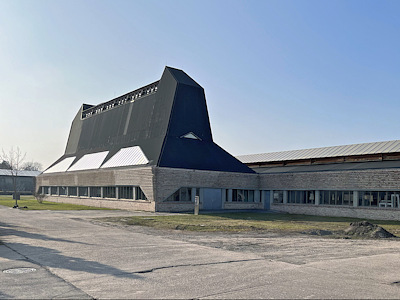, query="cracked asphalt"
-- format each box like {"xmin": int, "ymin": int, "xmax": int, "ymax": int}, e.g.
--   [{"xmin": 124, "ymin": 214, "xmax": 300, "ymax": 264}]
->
[{"xmin": 1, "ymin": 207, "xmax": 400, "ymax": 299}]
